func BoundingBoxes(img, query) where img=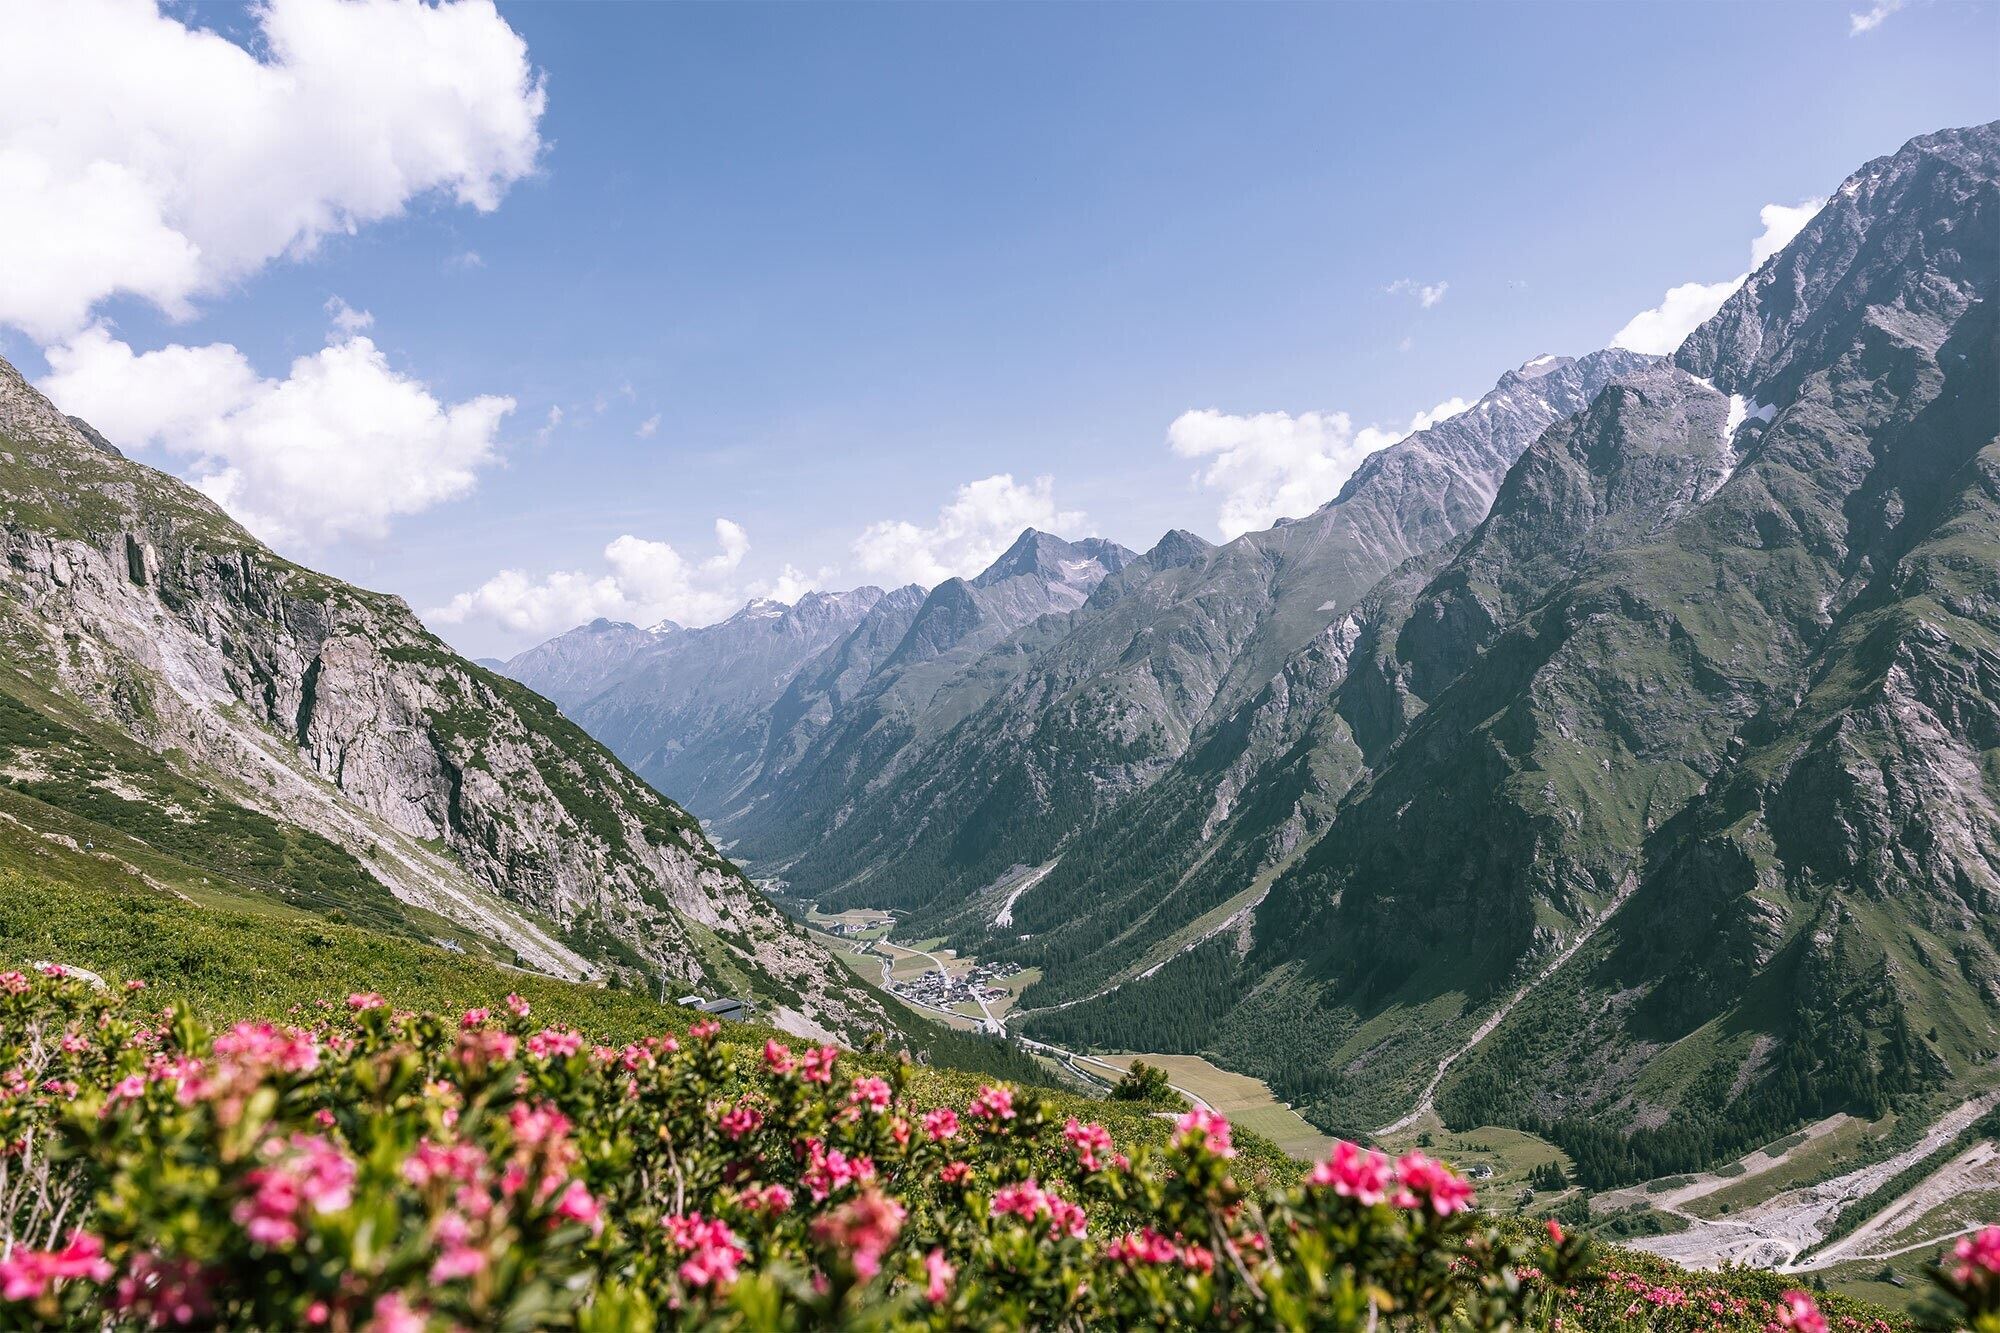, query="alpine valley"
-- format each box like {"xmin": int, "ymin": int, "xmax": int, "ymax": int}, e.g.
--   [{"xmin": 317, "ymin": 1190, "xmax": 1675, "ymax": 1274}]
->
[
  {"xmin": 505, "ymin": 119, "xmax": 2000, "ymax": 1239},
  {"xmin": 2, "ymin": 110, "xmax": 1995, "ymax": 1308}
]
